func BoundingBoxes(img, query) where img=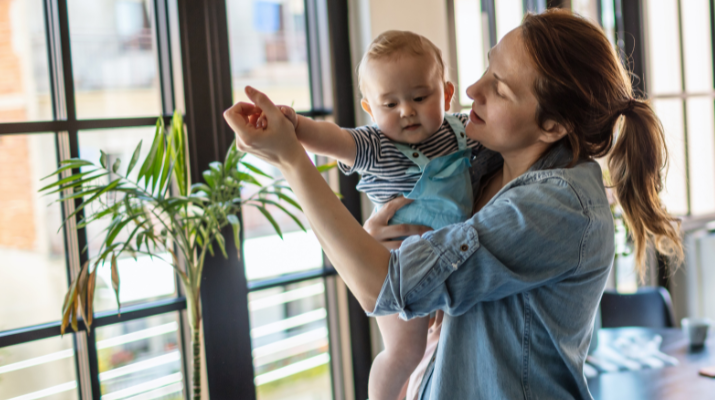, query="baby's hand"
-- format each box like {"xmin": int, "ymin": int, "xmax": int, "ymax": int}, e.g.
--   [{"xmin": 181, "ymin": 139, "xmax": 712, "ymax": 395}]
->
[{"xmin": 255, "ymin": 105, "xmax": 298, "ymax": 130}]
